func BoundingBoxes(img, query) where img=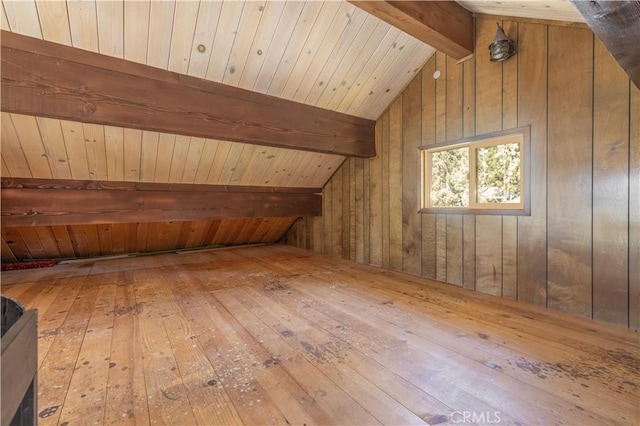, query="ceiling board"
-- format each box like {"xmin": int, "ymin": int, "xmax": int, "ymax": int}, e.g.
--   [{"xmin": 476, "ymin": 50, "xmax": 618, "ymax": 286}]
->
[
  {"xmin": 1, "ymin": 0, "xmax": 435, "ymax": 121},
  {"xmin": 457, "ymin": 0, "xmax": 584, "ymax": 23},
  {"xmin": 3, "ymin": 0, "xmax": 41, "ymax": 37},
  {"xmin": 1, "ymin": 4, "xmax": 9, "ymax": 31},
  {"xmin": 123, "ymin": 1, "xmax": 149, "ymax": 64},
  {"xmin": 349, "ymin": 1, "xmax": 474, "ymax": 59},
  {"xmin": 2, "ymin": 30, "xmax": 375, "ymax": 157},
  {"xmin": 1, "ymin": 113, "xmax": 344, "ymax": 188},
  {"xmin": 35, "ymin": 0, "xmax": 71, "ymax": 45}
]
